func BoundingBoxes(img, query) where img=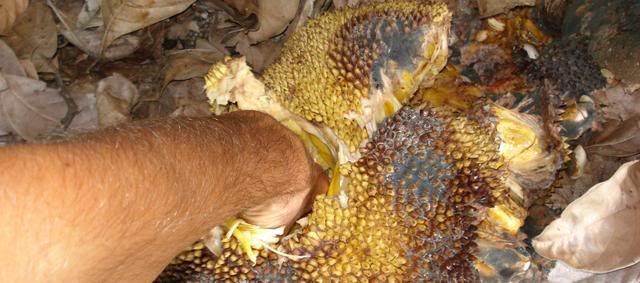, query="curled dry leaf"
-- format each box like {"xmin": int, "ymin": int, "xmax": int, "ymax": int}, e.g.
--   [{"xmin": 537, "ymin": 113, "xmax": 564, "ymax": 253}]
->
[
  {"xmin": 587, "ymin": 116, "xmax": 640, "ymax": 157},
  {"xmin": 100, "ymin": 0, "xmax": 196, "ymax": 55},
  {"xmin": 292, "ymin": 0, "xmax": 320, "ymax": 31},
  {"xmin": 96, "ymin": 73, "xmax": 139, "ymax": 127},
  {"xmin": 77, "ymin": 0, "xmax": 103, "ymax": 29},
  {"xmin": 0, "ymin": 73, "xmax": 67, "ymax": 141},
  {"xmin": 0, "ymin": 0, "xmax": 29, "ymax": 35},
  {"xmin": 0, "ymin": 39, "xmax": 26, "ymax": 76},
  {"xmin": 68, "ymin": 92, "xmax": 98, "ymax": 132},
  {"xmin": 224, "ymin": 0, "xmax": 299, "ymax": 43},
  {"xmin": 4, "ymin": 0, "xmax": 58, "ymax": 73},
  {"xmin": 533, "ymin": 160, "xmax": 640, "ymax": 273},
  {"xmin": 18, "ymin": 59, "xmax": 39, "ymax": 79},
  {"xmin": 236, "ymin": 36, "xmax": 283, "ymax": 73},
  {"xmin": 549, "ymin": 260, "xmax": 640, "ymax": 283},
  {"xmin": 64, "ymin": 77, "xmax": 100, "ymax": 132},
  {"xmin": 48, "ymin": 0, "xmax": 141, "ymax": 61}
]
